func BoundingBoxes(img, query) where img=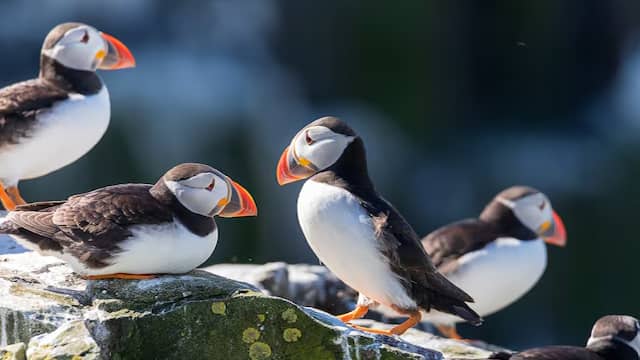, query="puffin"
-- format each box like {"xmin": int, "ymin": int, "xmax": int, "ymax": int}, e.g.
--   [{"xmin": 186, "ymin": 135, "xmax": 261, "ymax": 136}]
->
[
  {"xmin": 0, "ymin": 22, "xmax": 135, "ymax": 210},
  {"xmin": 0, "ymin": 163, "xmax": 257, "ymax": 279},
  {"xmin": 490, "ymin": 315, "xmax": 640, "ymax": 360},
  {"xmin": 276, "ymin": 116, "xmax": 481, "ymax": 335},
  {"xmin": 416, "ymin": 186, "xmax": 567, "ymax": 339}
]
